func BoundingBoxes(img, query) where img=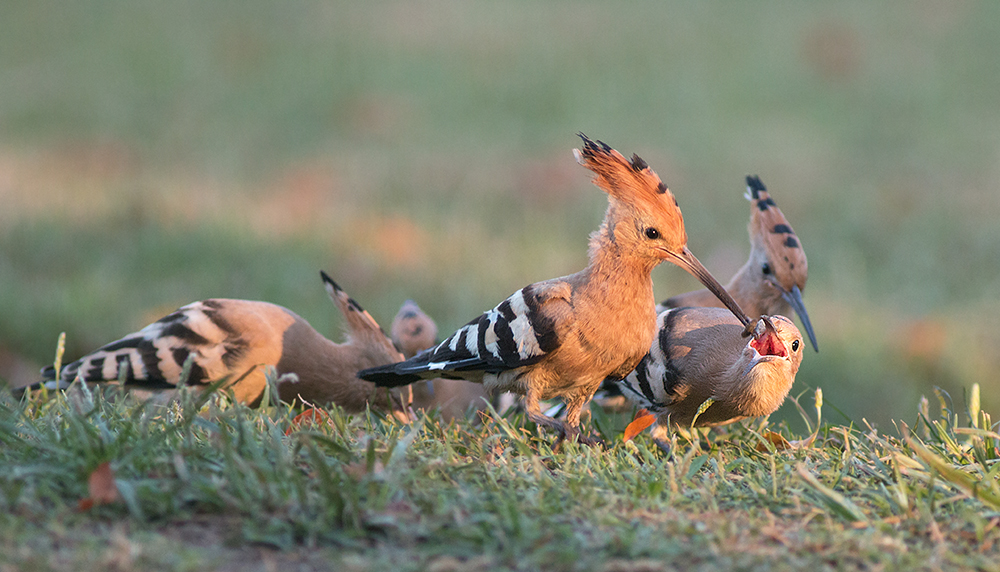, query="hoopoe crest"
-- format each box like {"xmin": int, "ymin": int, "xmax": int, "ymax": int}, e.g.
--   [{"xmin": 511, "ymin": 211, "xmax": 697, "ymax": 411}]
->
[{"xmin": 660, "ymin": 175, "xmax": 816, "ymax": 350}]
